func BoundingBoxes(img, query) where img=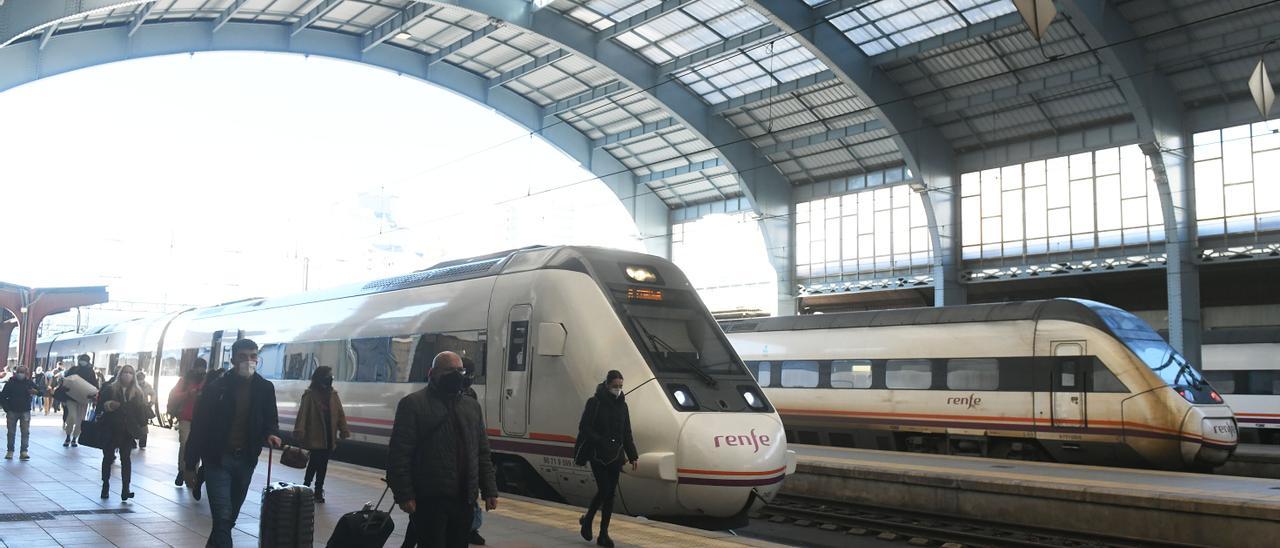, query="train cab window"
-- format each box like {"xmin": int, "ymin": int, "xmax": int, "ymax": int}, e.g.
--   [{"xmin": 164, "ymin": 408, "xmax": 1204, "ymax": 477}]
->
[
  {"xmin": 1091, "ymin": 360, "xmax": 1128, "ymax": 393},
  {"xmin": 780, "ymin": 361, "xmax": 819, "ymax": 388},
  {"xmin": 1058, "ymin": 360, "xmax": 1079, "ymax": 389},
  {"xmin": 831, "ymin": 360, "xmax": 872, "ymax": 388},
  {"xmin": 1203, "ymin": 371, "xmax": 1235, "ymax": 394},
  {"xmin": 946, "ymin": 359, "xmax": 998, "ymax": 391},
  {"xmin": 886, "ymin": 359, "xmax": 933, "ymax": 389}
]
